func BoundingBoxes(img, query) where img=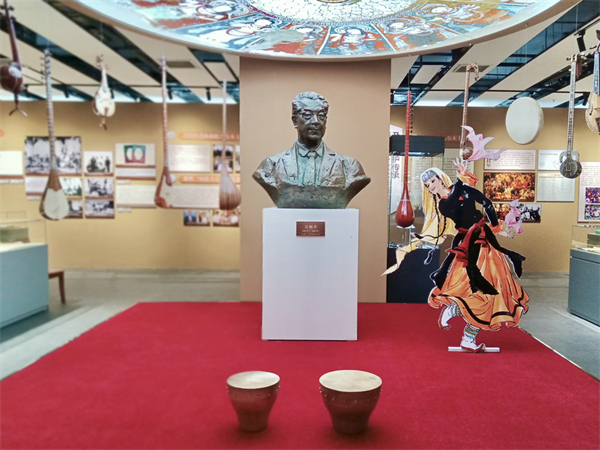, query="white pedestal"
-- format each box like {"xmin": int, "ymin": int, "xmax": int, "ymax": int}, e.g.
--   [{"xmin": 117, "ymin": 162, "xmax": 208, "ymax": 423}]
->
[{"xmin": 262, "ymin": 208, "xmax": 358, "ymax": 340}]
